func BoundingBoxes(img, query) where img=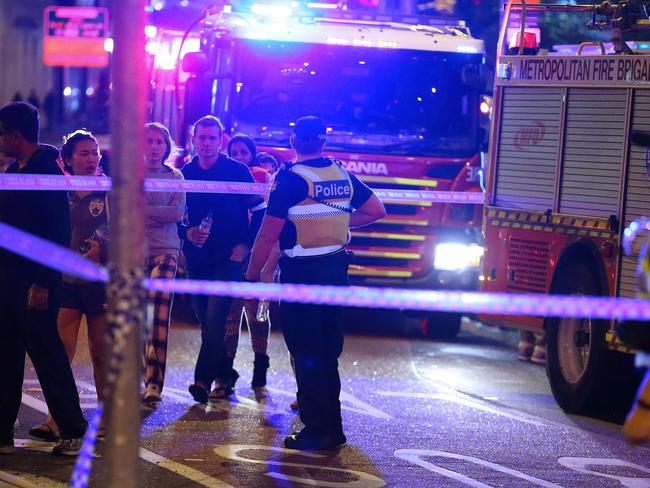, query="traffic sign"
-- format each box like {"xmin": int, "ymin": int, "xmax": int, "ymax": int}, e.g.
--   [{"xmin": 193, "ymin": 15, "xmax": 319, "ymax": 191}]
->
[{"xmin": 43, "ymin": 6, "xmax": 110, "ymax": 68}]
